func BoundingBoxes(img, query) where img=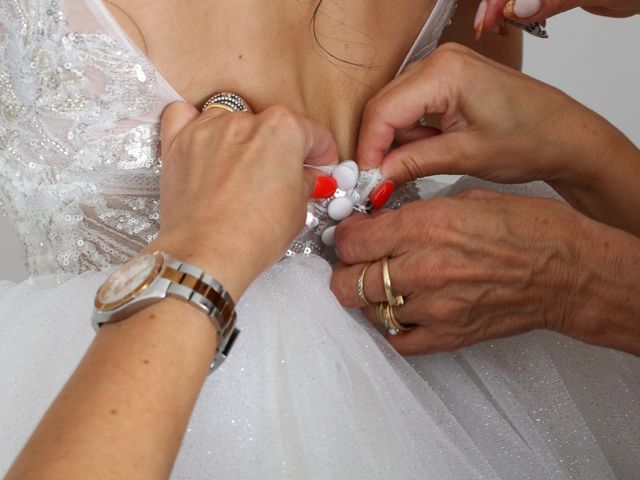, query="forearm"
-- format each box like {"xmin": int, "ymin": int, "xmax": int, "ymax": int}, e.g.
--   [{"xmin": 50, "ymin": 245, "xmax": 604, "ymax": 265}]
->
[
  {"xmin": 6, "ymin": 298, "xmax": 217, "ymax": 480},
  {"xmin": 561, "ymin": 217, "xmax": 640, "ymax": 355},
  {"xmin": 551, "ymin": 129, "xmax": 640, "ymax": 237}
]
